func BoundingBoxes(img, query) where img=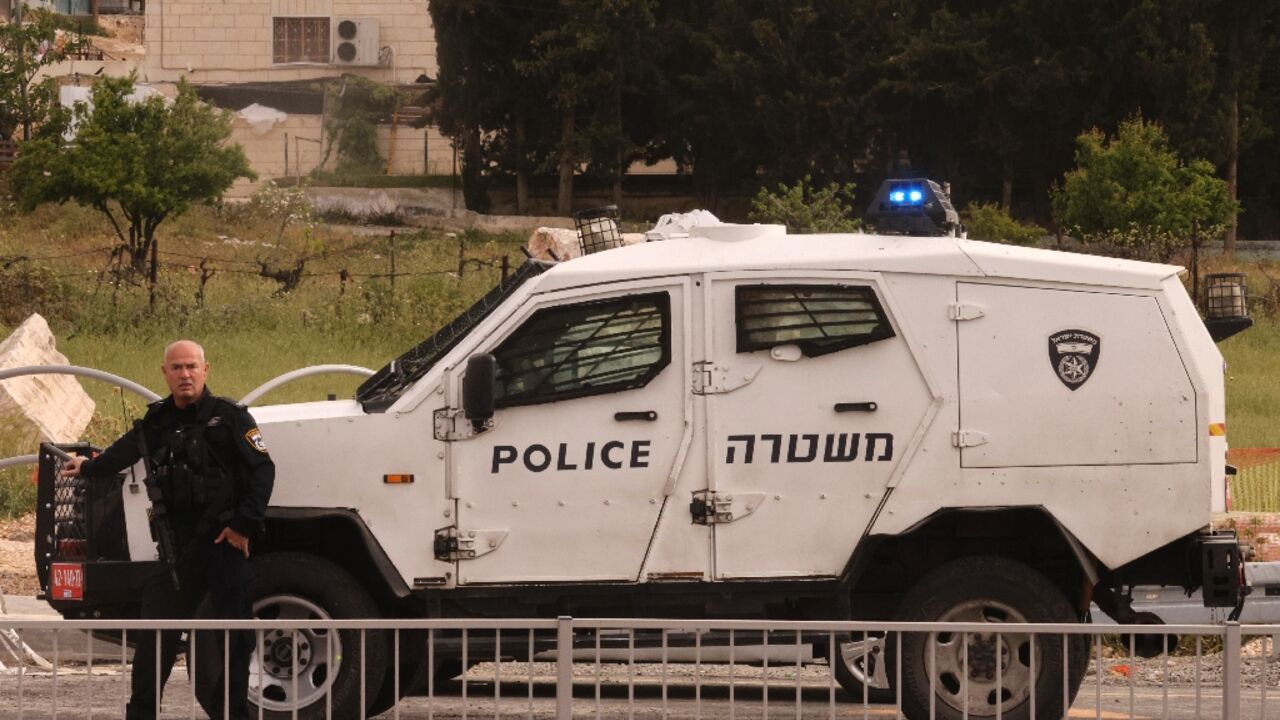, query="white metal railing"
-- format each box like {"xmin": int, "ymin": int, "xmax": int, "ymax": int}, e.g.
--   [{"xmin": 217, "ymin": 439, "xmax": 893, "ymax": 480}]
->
[{"xmin": 0, "ymin": 617, "xmax": 1275, "ymax": 719}]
